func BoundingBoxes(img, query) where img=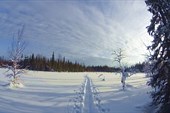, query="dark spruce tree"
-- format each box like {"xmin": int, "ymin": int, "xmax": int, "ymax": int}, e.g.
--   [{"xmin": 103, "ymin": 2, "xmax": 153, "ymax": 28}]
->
[
  {"xmin": 145, "ymin": 0, "xmax": 170, "ymax": 113},
  {"xmin": 50, "ymin": 52, "xmax": 55, "ymax": 70}
]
